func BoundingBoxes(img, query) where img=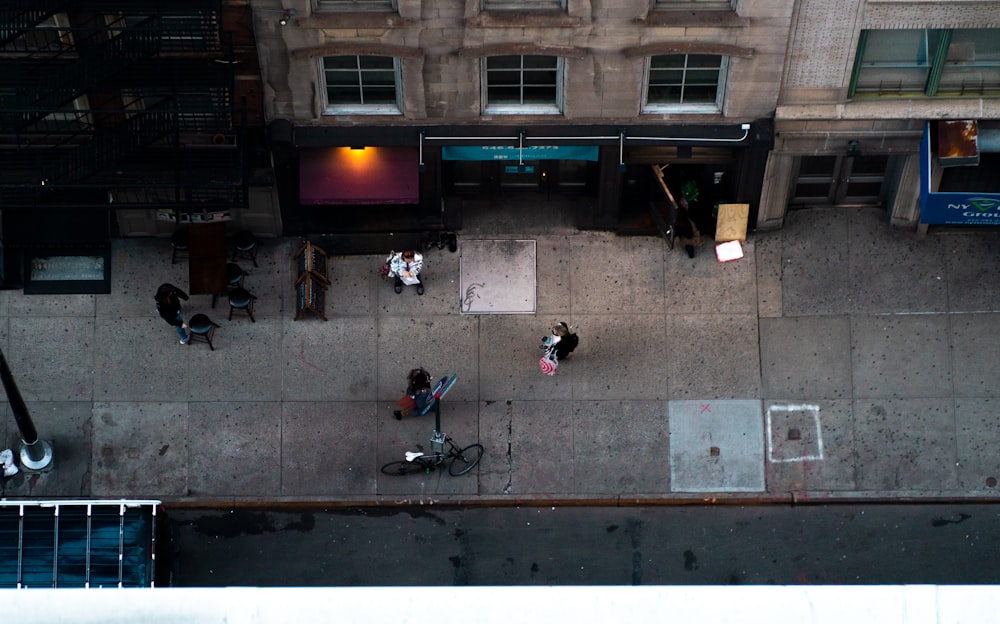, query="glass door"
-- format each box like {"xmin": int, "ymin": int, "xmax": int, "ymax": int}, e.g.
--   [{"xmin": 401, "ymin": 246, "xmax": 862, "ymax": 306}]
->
[
  {"xmin": 838, "ymin": 155, "xmax": 888, "ymax": 204},
  {"xmin": 499, "ymin": 160, "xmax": 544, "ymax": 190},
  {"xmin": 790, "ymin": 155, "xmax": 891, "ymax": 207}
]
